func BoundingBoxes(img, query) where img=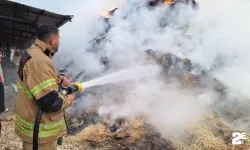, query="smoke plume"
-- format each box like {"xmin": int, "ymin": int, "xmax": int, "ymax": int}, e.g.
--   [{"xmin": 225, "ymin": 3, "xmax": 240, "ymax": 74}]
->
[{"xmin": 54, "ymin": 0, "xmax": 250, "ymax": 138}]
